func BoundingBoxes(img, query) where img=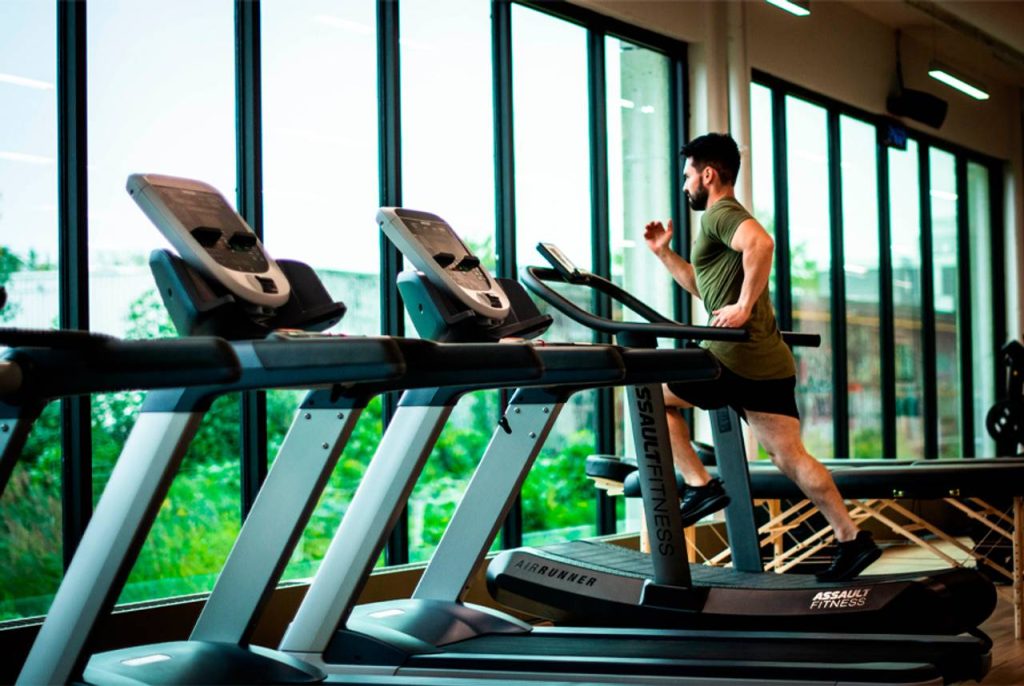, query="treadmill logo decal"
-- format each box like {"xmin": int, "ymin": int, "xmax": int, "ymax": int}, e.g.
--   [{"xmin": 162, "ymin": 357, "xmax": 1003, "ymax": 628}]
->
[
  {"xmin": 512, "ymin": 560, "xmax": 598, "ymax": 587},
  {"xmin": 634, "ymin": 386, "xmax": 675, "ymax": 557},
  {"xmin": 809, "ymin": 588, "xmax": 871, "ymax": 610}
]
